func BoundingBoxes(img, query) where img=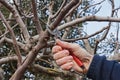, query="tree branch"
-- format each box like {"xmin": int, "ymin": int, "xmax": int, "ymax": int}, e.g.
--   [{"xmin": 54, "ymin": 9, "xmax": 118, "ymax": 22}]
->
[
  {"xmin": 4, "ymin": 37, "xmax": 28, "ymax": 52},
  {"xmin": 94, "ymin": 0, "xmax": 115, "ymax": 54},
  {"xmin": 65, "ymin": 0, "xmax": 82, "ymax": 18},
  {"xmin": 57, "ymin": 16, "xmax": 120, "ymax": 30},
  {"xmin": 0, "ymin": 56, "xmax": 18, "ymax": 65},
  {"xmin": 10, "ymin": 36, "xmax": 47, "ymax": 80},
  {"xmin": 49, "ymin": 0, "xmax": 79, "ymax": 30},
  {"xmin": 62, "ymin": 26, "xmax": 108, "ymax": 42},
  {"xmin": 0, "ymin": 11, "xmax": 22, "ymax": 66},
  {"xmin": 51, "ymin": 0, "xmax": 67, "ymax": 19},
  {"xmin": 31, "ymin": 15, "xmax": 120, "ymax": 44},
  {"xmin": 0, "ymin": 23, "xmax": 18, "ymax": 38},
  {"xmin": 9, "ymin": 0, "xmax": 79, "ymax": 79},
  {"xmin": 78, "ymin": 0, "xmax": 105, "ymax": 17},
  {"xmin": 31, "ymin": 64, "xmax": 74, "ymax": 77},
  {"xmin": 31, "ymin": 0, "xmax": 43, "ymax": 34},
  {"xmin": 0, "ymin": 37, "xmax": 4, "ymax": 45},
  {"xmin": 0, "ymin": 56, "xmax": 74, "ymax": 78},
  {"xmin": 0, "ymin": 0, "xmax": 30, "ymax": 42}
]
